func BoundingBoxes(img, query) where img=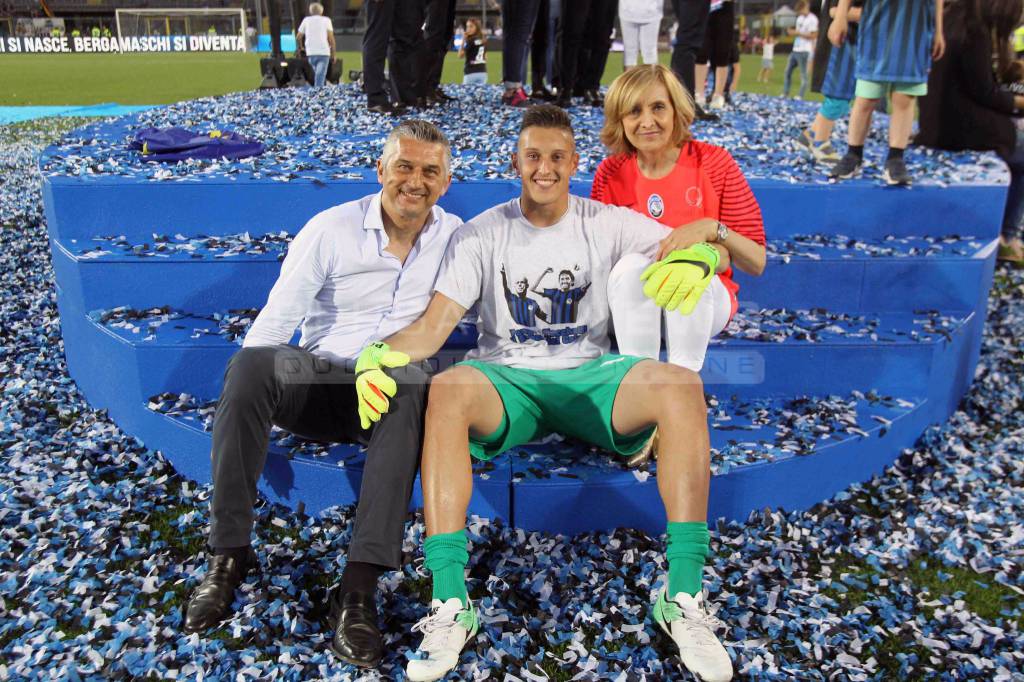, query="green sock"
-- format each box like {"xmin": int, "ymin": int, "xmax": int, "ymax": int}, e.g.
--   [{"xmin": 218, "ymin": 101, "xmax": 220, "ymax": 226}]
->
[
  {"xmin": 666, "ymin": 521, "xmax": 710, "ymax": 597},
  {"xmin": 423, "ymin": 530, "xmax": 469, "ymax": 607}
]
